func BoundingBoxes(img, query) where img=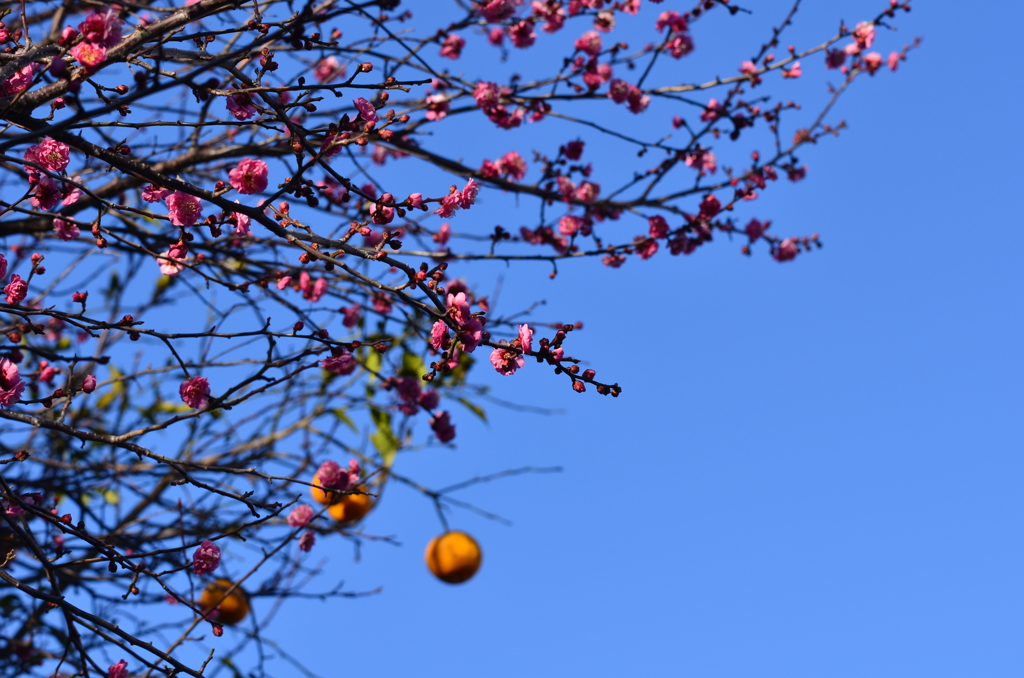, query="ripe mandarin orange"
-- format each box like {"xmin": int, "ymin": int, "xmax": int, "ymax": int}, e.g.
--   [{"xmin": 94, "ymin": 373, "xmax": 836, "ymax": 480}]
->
[
  {"xmin": 424, "ymin": 531, "xmax": 482, "ymax": 584},
  {"xmin": 198, "ymin": 578, "xmax": 250, "ymax": 625},
  {"xmin": 309, "ymin": 470, "xmax": 339, "ymax": 505},
  {"xmin": 327, "ymin": 486, "xmax": 373, "ymax": 527}
]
